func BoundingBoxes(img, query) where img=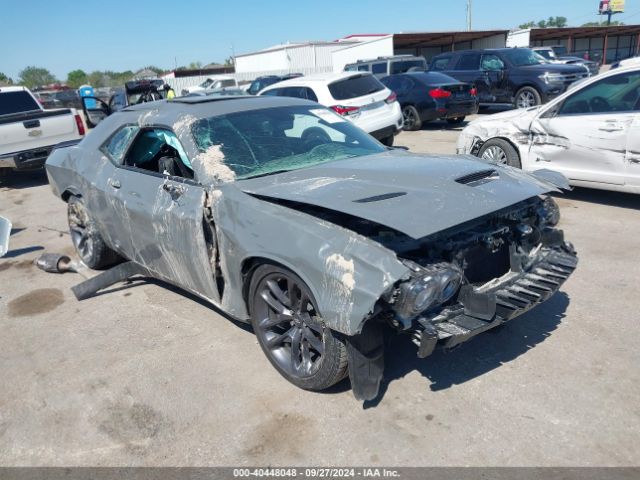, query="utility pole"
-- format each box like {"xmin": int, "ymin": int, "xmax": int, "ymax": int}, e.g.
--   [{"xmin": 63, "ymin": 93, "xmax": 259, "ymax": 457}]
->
[{"xmin": 466, "ymin": 0, "xmax": 472, "ymax": 31}]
